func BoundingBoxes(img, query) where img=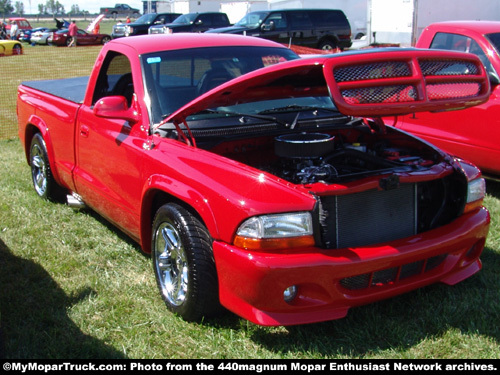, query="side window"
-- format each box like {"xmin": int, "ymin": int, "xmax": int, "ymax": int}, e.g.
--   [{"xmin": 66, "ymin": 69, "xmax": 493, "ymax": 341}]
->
[
  {"xmin": 265, "ymin": 12, "xmax": 287, "ymax": 30},
  {"xmin": 289, "ymin": 12, "xmax": 313, "ymax": 29},
  {"xmin": 212, "ymin": 14, "xmax": 228, "ymax": 26},
  {"xmin": 92, "ymin": 52, "xmax": 133, "ymax": 107},
  {"xmin": 197, "ymin": 14, "xmax": 212, "ymax": 26},
  {"xmin": 430, "ymin": 32, "xmax": 470, "ymax": 52},
  {"xmin": 314, "ymin": 11, "xmax": 346, "ymax": 27},
  {"xmin": 430, "ymin": 32, "xmax": 497, "ymax": 76}
]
